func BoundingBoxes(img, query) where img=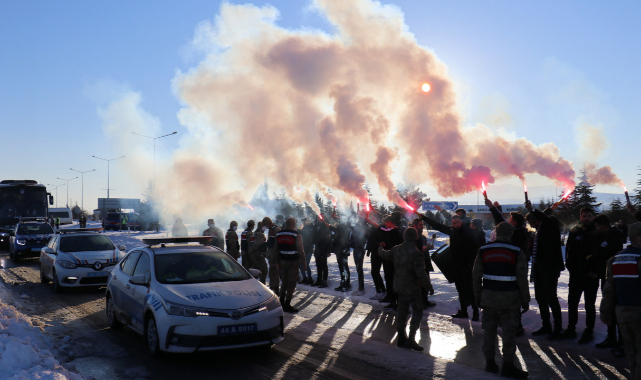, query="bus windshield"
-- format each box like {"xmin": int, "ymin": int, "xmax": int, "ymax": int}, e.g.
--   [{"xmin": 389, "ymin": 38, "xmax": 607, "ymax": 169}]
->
[{"xmin": 0, "ymin": 187, "xmax": 48, "ymax": 223}]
